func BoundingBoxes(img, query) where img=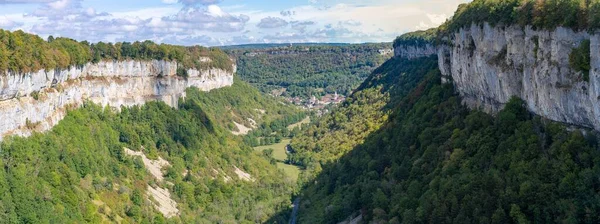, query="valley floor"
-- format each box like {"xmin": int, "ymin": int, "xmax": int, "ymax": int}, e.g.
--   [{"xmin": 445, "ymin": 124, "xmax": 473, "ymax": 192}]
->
[{"xmin": 254, "ymin": 139, "xmax": 302, "ymax": 182}]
